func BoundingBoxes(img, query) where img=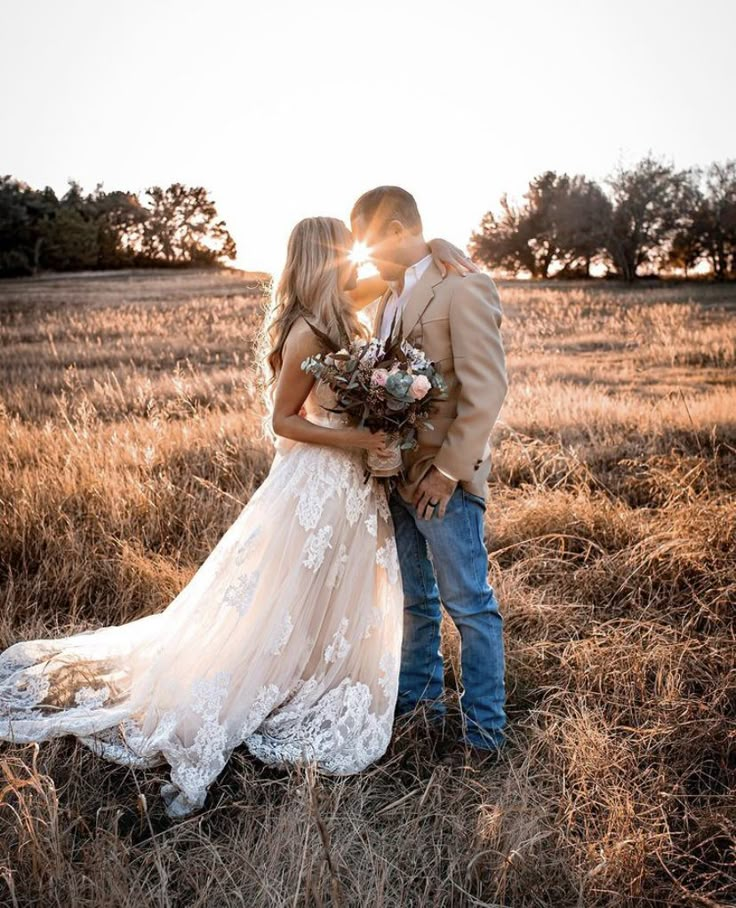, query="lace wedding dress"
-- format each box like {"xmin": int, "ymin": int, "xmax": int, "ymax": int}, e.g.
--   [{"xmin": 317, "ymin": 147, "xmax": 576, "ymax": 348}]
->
[{"xmin": 0, "ymin": 382, "xmax": 403, "ymax": 818}]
